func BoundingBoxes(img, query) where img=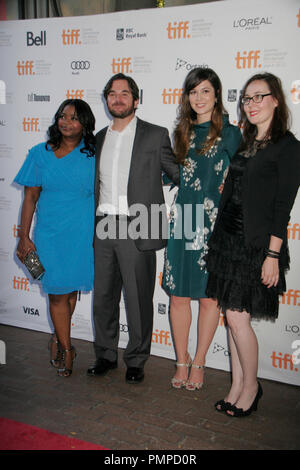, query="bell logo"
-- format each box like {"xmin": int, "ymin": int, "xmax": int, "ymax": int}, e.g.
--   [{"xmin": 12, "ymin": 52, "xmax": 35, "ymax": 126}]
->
[
  {"xmin": 62, "ymin": 29, "xmax": 81, "ymax": 45},
  {"xmin": 270, "ymin": 351, "xmax": 298, "ymax": 372},
  {"xmin": 13, "ymin": 276, "xmax": 30, "ymax": 291},
  {"xmin": 235, "ymin": 50, "xmax": 261, "ymax": 69},
  {"xmin": 26, "ymin": 31, "xmax": 46, "ymax": 46},
  {"xmin": 111, "ymin": 58, "xmax": 132, "ymax": 74},
  {"xmin": 291, "ymin": 81, "xmax": 300, "ymax": 104},
  {"xmin": 23, "ymin": 118, "xmax": 40, "ymax": 132},
  {"xmin": 167, "ymin": 21, "xmax": 190, "ymax": 39},
  {"xmin": 280, "ymin": 289, "xmax": 300, "ymax": 306},
  {"xmin": 66, "ymin": 90, "xmax": 84, "ymax": 99},
  {"xmin": 287, "ymin": 222, "xmax": 300, "ymax": 239},
  {"xmin": 162, "ymin": 88, "xmax": 182, "ymax": 104},
  {"xmin": 17, "ymin": 60, "xmax": 35, "ymax": 76}
]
